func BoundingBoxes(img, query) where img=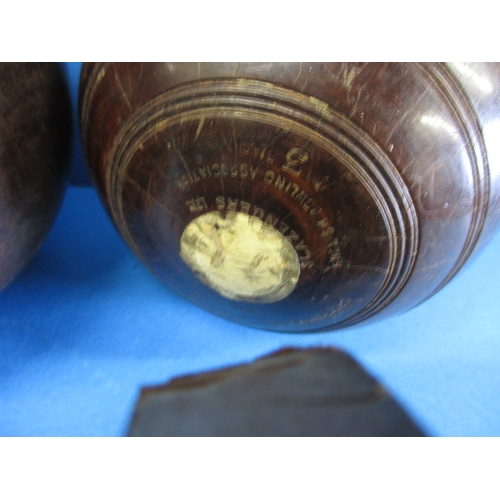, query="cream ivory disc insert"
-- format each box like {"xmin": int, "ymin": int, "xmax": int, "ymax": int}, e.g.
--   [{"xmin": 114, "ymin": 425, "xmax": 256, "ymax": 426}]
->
[{"xmin": 180, "ymin": 211, "xmax": 301, "ymax": 303}]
